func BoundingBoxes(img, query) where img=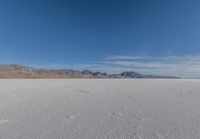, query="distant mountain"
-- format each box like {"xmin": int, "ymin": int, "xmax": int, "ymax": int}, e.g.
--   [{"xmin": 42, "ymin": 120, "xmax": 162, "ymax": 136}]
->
[
  {"xmin": 0, "ymin": 64, "xmax": 178, "ymax": 79},
  {"xmin": 120, "ymin": 71, "xmax": 143, "ymax": 78}
]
